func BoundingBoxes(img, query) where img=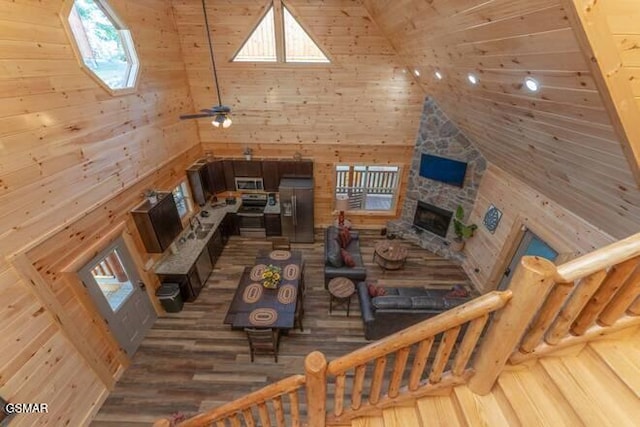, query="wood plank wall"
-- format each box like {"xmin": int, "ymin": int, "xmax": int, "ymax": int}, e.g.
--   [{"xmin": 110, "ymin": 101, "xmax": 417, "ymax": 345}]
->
[
  {"xmin": 565, "ymin": 0, "xmax": 640, "ymax": 184},
  {"xmin": 363, "ymin": 0, "xmax": 640, "ymax": 239},
  {"xmin": 171, "ymin": 0, "xmax": 425, "ymax": 228},
  {"xmin": 463, "ymin": 165, "xmax": 615, "ymax": 293},
  {"xmin": 0, "ymin": 0, "xmax": 199, "ymax": 424}
]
